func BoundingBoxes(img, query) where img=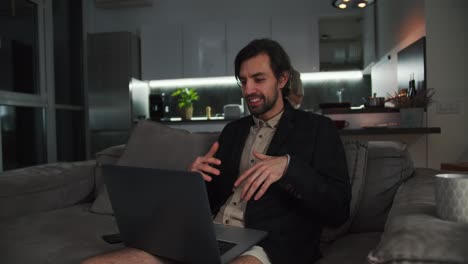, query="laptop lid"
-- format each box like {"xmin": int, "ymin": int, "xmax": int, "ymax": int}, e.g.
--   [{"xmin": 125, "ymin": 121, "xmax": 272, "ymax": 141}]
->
[{"xmin": 102, "ymin": 165, "xmax": 267, "ymax": 264}]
